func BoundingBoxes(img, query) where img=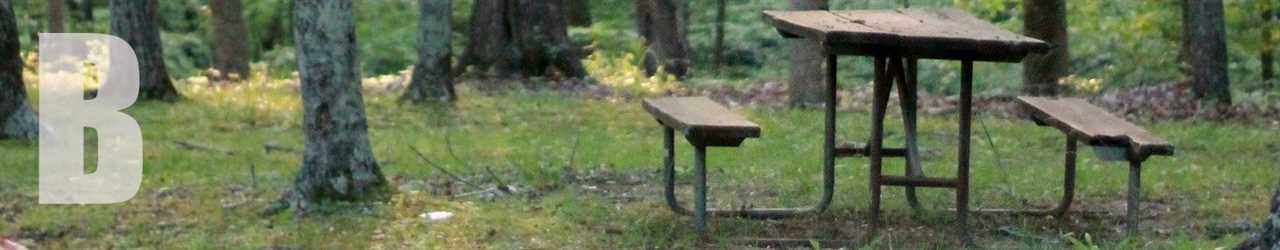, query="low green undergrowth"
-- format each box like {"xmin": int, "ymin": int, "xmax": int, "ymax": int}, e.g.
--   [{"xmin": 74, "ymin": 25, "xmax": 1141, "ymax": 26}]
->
[{"xmin": 1, "ymin": 74, "xmax": 1277, "ymax": 248}]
